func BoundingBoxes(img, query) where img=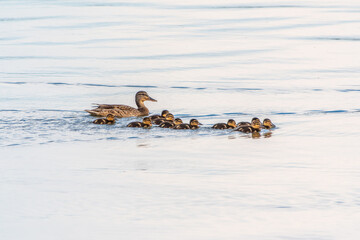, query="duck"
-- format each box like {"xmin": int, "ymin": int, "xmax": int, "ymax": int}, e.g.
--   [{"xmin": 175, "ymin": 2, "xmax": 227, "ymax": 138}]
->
[
  {"xmin": 237, "ymin": 121, "xmax": 251, "ymax": 127},
  {"xmin": 150, "ymin": 110, "xmax": 169, "ymax": 122},
  {"xmin": 85, "ymin": 91, "xmax": 157, "ymax": 117},
  {"xmin": 127, "ymin": 117, "xmax": 152, "ymax": 129},
  {"xmin": 212, "ymin": 119, "xmax": 236, "ymax": 129},
  {"xmin": 159, "ymin": 118, "xmax": 183, "ymax": 128},
  {"xmin": 153, "ymin": 113, "xmax": 174, "ymax": 125},
  {"xmin": 93, "ymin": 114, "xmax": 116, "ymax": 125},
  {"xmin": 174, "ymin": 119, "xmax": 202, "ymax": 130},
  {"xmin": 262, "ymin": 118, "xmax": 276, "ymax": 129},
  {"xmin": 235, "ymin": 117, "xmax": 262, "ymax": 133}
]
